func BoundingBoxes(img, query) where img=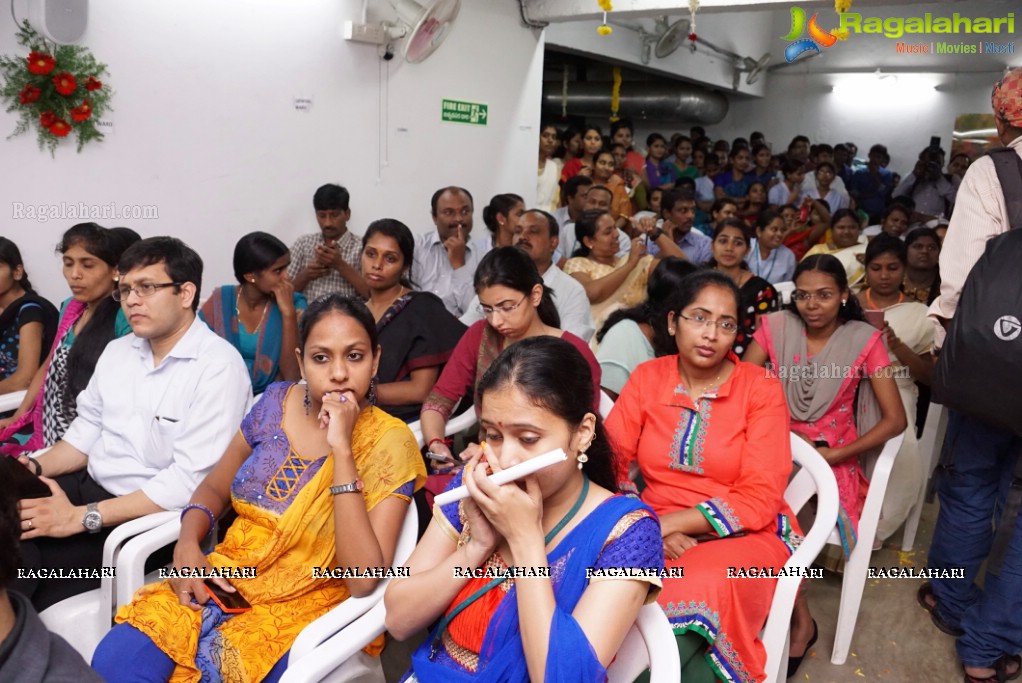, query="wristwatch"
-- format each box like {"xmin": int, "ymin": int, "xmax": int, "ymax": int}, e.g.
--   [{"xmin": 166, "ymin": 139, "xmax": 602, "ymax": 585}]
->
[
  {"xmin": 648, "ymin": 227, "xmax": 664, "ymax": 242},
  {"xmin": 82, "ymin": 502, "xmax": 102, "ymax": 534},
  {"xmin": 330, "ymin": 479, "xmax": 364, "ymax": 495}
]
